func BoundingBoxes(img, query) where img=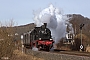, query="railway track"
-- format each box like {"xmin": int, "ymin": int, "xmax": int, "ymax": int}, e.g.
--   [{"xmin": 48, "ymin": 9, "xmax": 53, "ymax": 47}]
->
[
  {"xmin": 51, "ymin": 49, "xmax": 90, "ymax": 57},
  {"xmin": 25, "ymin": 48, "xmax": 90, "ymax": 60},
  {"xmin": 26, "ymin": 47, "xmax": 90, "ymax": 57}
]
